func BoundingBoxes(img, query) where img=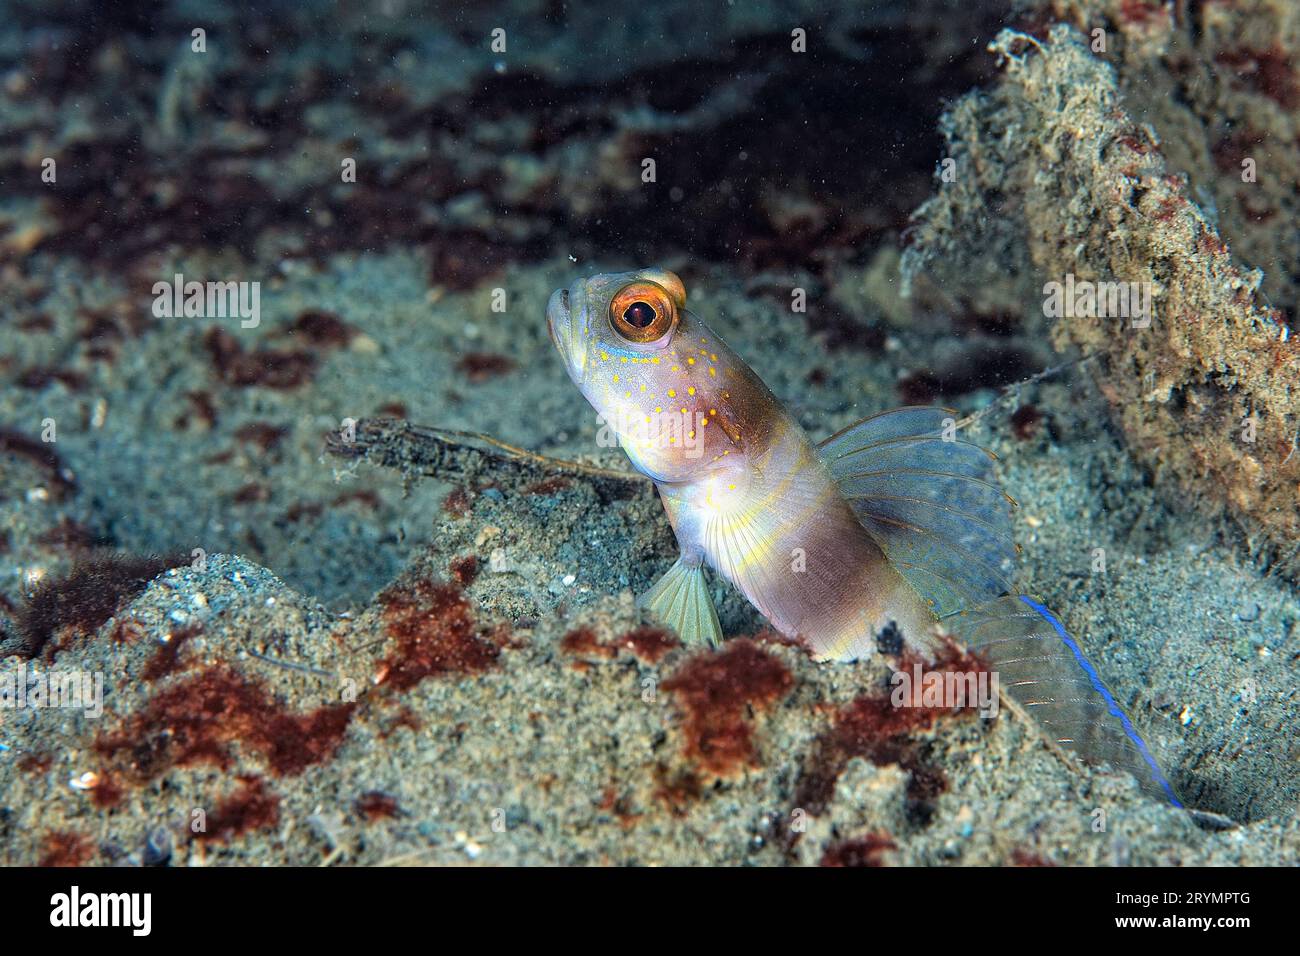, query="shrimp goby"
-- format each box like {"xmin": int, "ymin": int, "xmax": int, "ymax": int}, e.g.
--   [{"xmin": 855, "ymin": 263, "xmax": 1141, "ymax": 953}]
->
[{"xmin": 547, "ymin": 268, "xmax": 1182, "ymax": 807}]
